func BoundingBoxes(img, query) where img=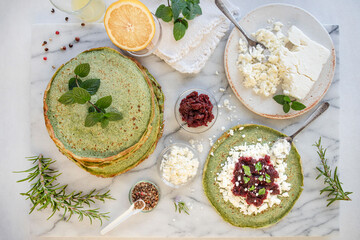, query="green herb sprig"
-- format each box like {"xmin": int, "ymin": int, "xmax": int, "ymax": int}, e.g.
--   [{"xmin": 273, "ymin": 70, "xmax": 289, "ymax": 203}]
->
[
  {"xmin": 273, "ymin": 95, "xmax": 306, "ymax": 113},
  {"xmin": 174, "ymin": 200, "xmax": 190, "ymax": 215},
  {"xmin": 58, "ymin": 63, "xmax": 123, "ymax": 128},
  {"xmin": 156, "ymin": 0, "xmax": 202, "ymax": 41},
  {"xmin": 14, "ymin": 155, "xmax": 114, "ymax": 224},
  {"xmin": 314, "ymin": 138, "xmax": 352, "ymax": 206}
]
